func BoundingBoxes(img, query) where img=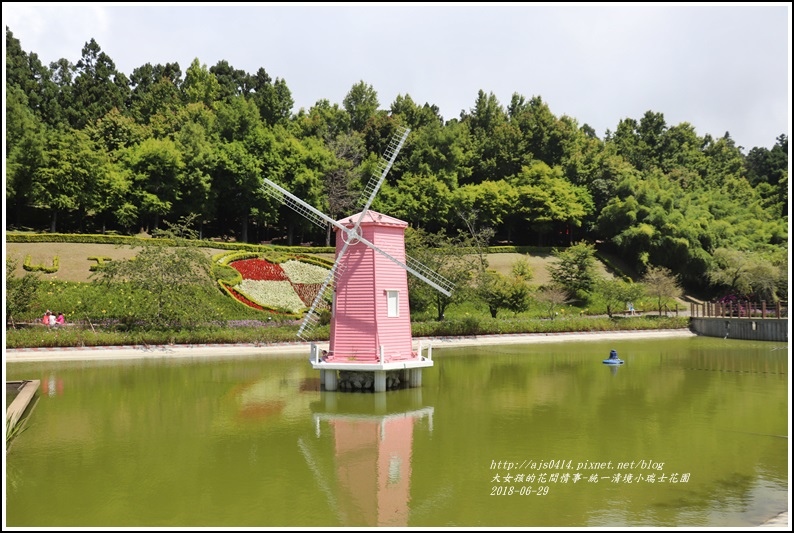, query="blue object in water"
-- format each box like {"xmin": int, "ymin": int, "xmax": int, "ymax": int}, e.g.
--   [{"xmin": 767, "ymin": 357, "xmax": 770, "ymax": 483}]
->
[{"xmin": 603, "ymin": 349, "xmax": 624, "ymax": 365}]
